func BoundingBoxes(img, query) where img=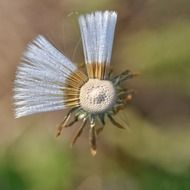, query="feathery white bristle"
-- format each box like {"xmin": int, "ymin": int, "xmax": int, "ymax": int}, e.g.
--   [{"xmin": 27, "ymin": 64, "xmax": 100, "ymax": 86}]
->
[
  {"xmin": 14, "ymin": 35, "xmax": 77, "ymax": 118},
  {"xmin": 78, "ymin": 11, "xmax": 117, "ymax": 65}
]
